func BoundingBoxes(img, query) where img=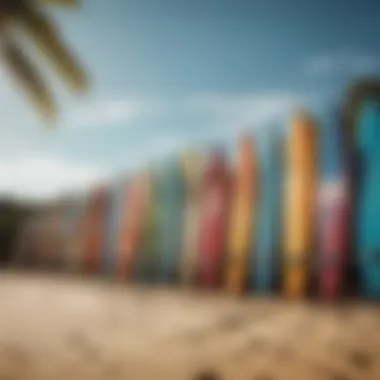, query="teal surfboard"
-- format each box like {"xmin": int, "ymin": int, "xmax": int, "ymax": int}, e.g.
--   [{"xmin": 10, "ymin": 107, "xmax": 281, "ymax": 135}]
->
[
  {"xmin": 356, "ymin": 100, "xmax": 380, "ymax": 300},
  {"xmin": 101, "ymin": 179, "xmax": 127, "ymax": 276},
  {"xmin": 253, "ymin": 127, "xmax": 283, "ymax": 293},
  {"xmin": 156, "ymin": 158, "xmax": 184, "ymax": 283}
]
